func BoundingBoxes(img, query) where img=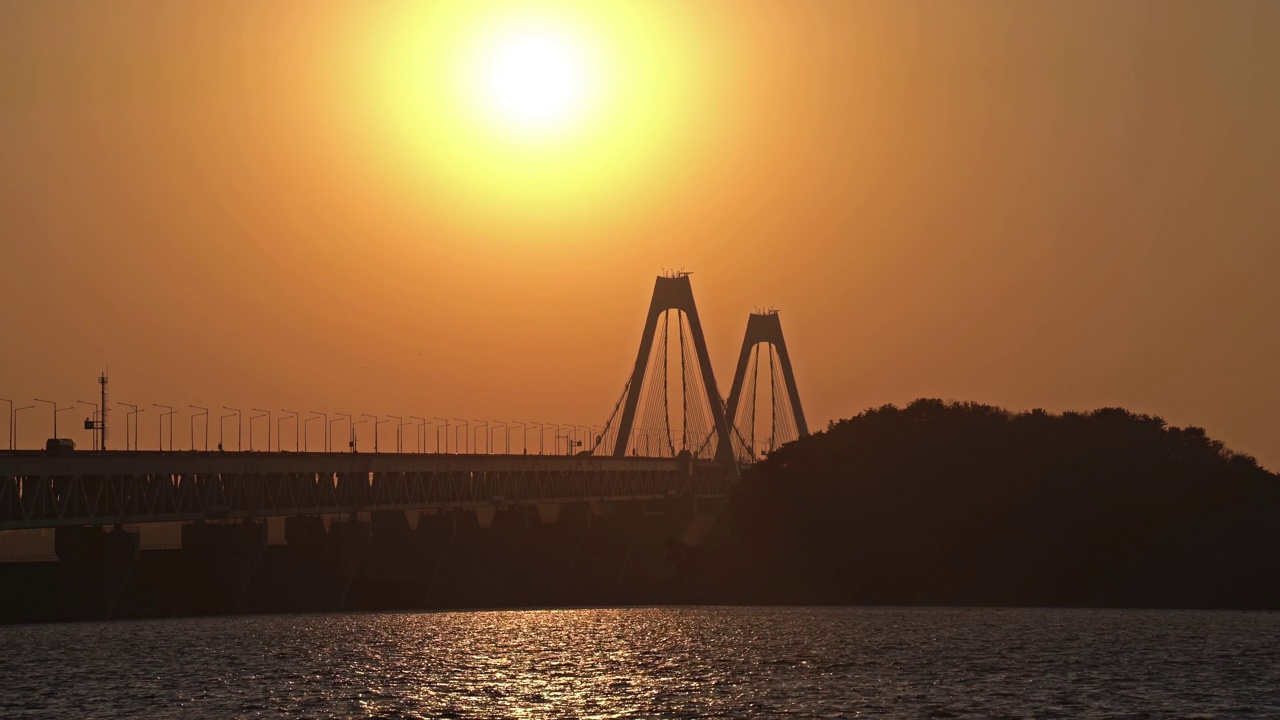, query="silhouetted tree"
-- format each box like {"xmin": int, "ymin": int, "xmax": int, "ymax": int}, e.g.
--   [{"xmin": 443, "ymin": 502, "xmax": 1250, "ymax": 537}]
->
[{"xmin": 689, "ymin": 400, "xmax": 1280, "ymax": 609}]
